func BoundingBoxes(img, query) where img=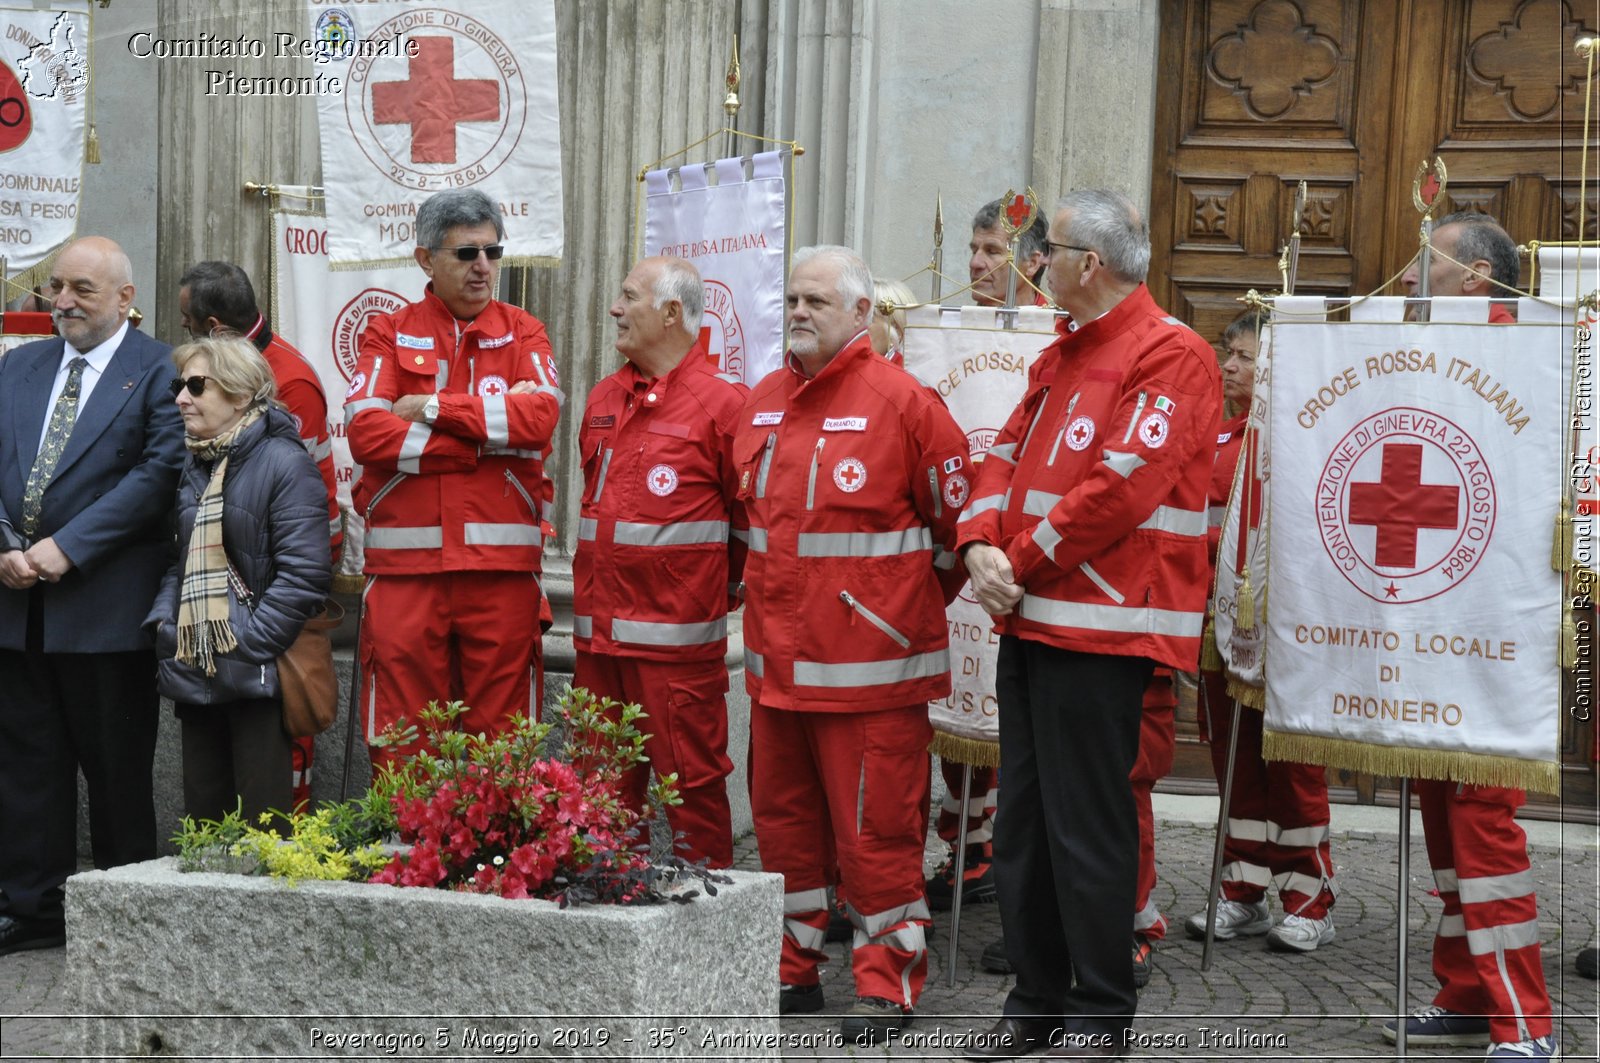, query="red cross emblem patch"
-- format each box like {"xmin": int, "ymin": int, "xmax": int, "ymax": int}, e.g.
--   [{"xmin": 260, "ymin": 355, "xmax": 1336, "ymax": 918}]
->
[
  {"xmin": 943, "ymin": 473, "xmax": 970, "ymax": 509},
  {"xmin": 833, "ymin": 457, "xmax": 867, "ymax": 493},
  {"xmin": 1138, "ymin": 412, "xmax": 1169, "ymax": 449},
  {"xmin": 1065, "ymin": 416, "xmax": 1095, "ymax": 452},
  {"xmin": 478, "ymin": 374, "xmax": 509, "ymax": 398},
  {"xmin": 647, "ymin": 464, "xmax": 679, "ymax": 497}
]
